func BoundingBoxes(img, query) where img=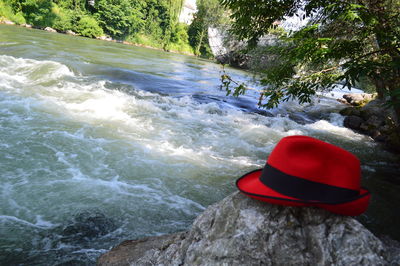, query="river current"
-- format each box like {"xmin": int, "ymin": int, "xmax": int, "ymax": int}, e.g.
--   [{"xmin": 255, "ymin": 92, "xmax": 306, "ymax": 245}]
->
[{"xmin": 0, "ymin": 25, "xmax": 399, "ymax": 265}]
